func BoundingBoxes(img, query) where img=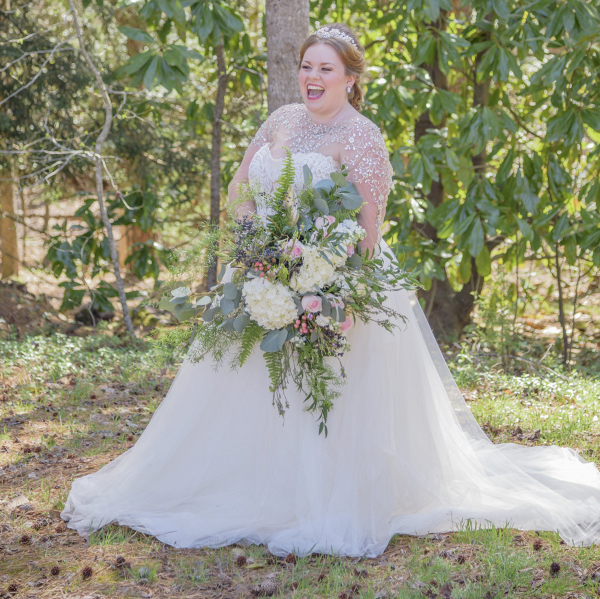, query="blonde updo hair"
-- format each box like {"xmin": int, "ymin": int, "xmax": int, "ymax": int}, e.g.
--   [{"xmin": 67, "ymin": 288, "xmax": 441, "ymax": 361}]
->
[{"xmin": 298, "ymin": 23, "xmax": 366, "ymax": 111}]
